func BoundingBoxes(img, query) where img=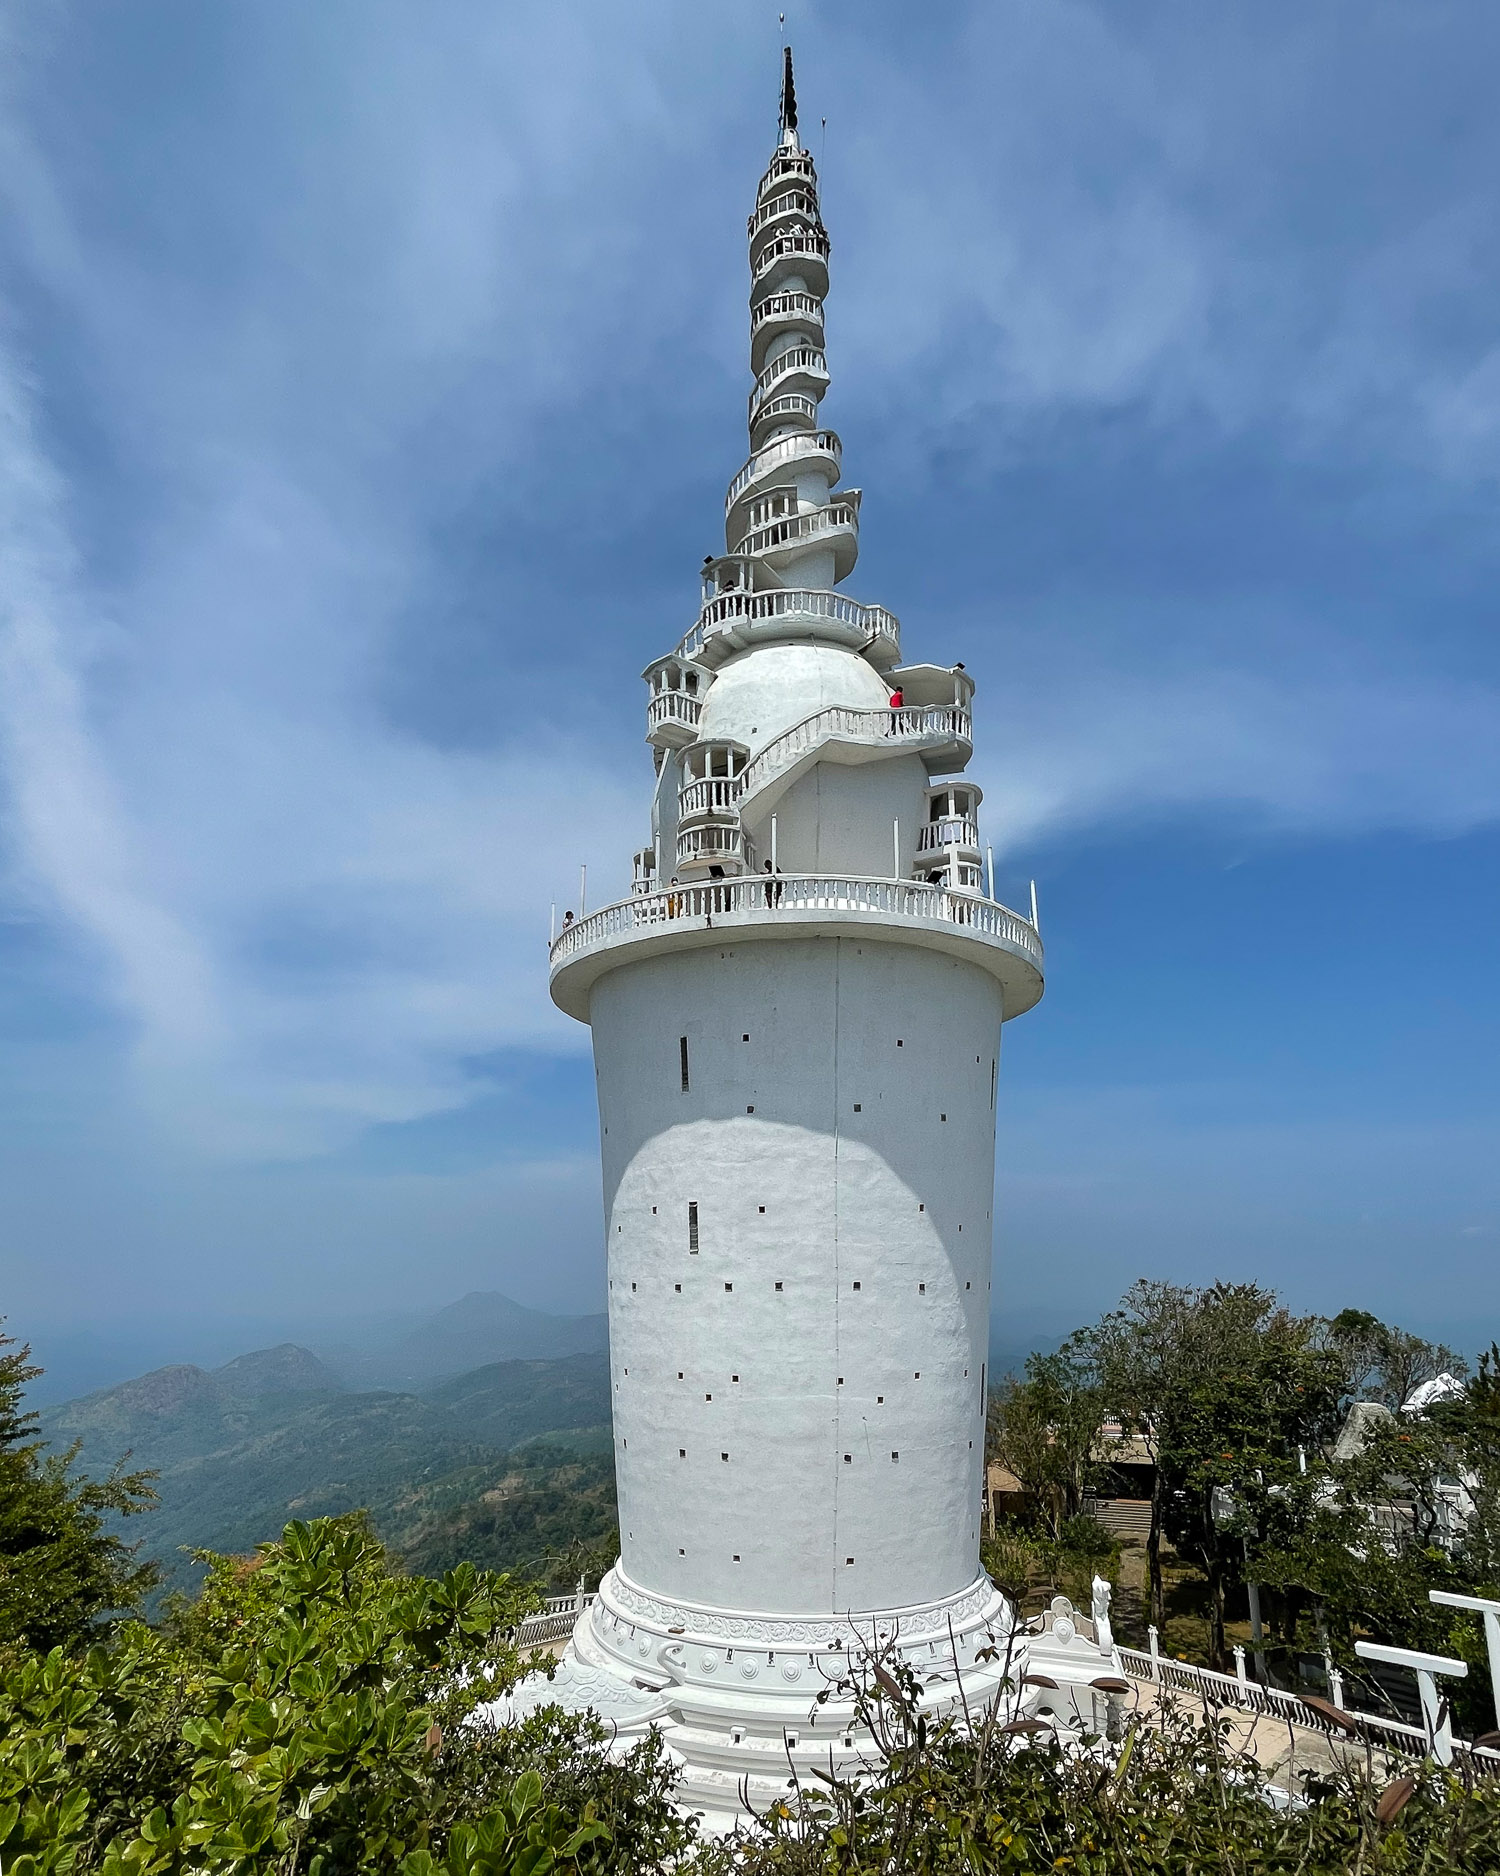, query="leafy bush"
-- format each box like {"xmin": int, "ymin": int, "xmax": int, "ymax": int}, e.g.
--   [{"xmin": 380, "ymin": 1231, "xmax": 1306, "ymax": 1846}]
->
[
  {"xmin": 703, "ymin": 1653, "xmax": 1500, "ymax": 1875},
  {"xmin": 0, "ymin": 1514, "xmax": 693, "ymax": 1875}
]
